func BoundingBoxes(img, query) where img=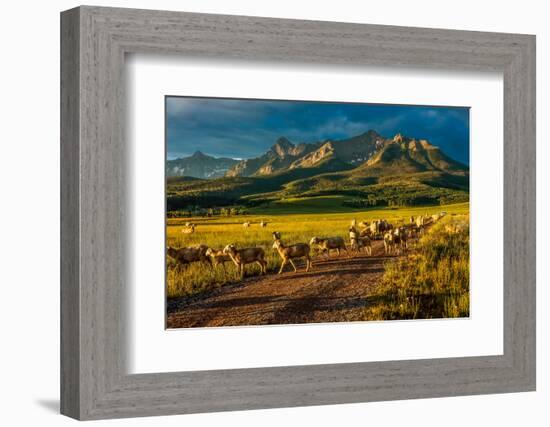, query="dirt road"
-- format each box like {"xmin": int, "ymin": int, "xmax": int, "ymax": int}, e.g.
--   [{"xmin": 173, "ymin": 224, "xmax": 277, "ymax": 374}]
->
[{"xmin": 167, "ymin": 240, "xmax": 397, "ymax": 328}]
